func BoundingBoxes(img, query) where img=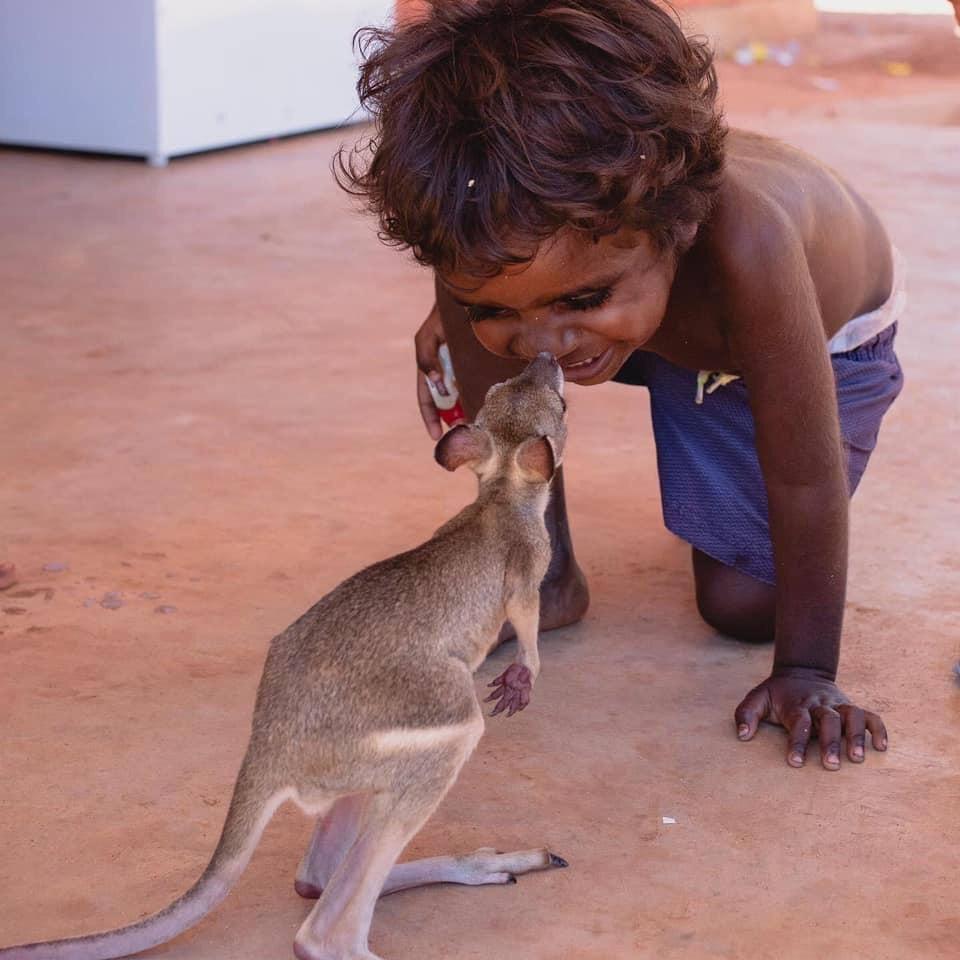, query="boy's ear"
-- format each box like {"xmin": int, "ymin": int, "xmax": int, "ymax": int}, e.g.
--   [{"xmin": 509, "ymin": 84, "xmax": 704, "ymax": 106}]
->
[
  {"xmin": 434, "ymin": 424, "xmax": 492, "ymax": 472},
  {"xmin": 515, "ymin": 435, "xmax": 557, "ymax": 483}
]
